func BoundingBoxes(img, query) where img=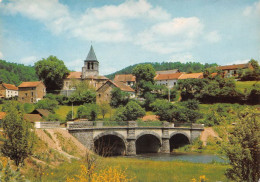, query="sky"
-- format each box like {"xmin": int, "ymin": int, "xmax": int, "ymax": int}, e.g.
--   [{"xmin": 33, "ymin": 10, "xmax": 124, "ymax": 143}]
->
[{"xmin": 0, "ymin": 0, "xmax": 260, "ymax": 75}]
